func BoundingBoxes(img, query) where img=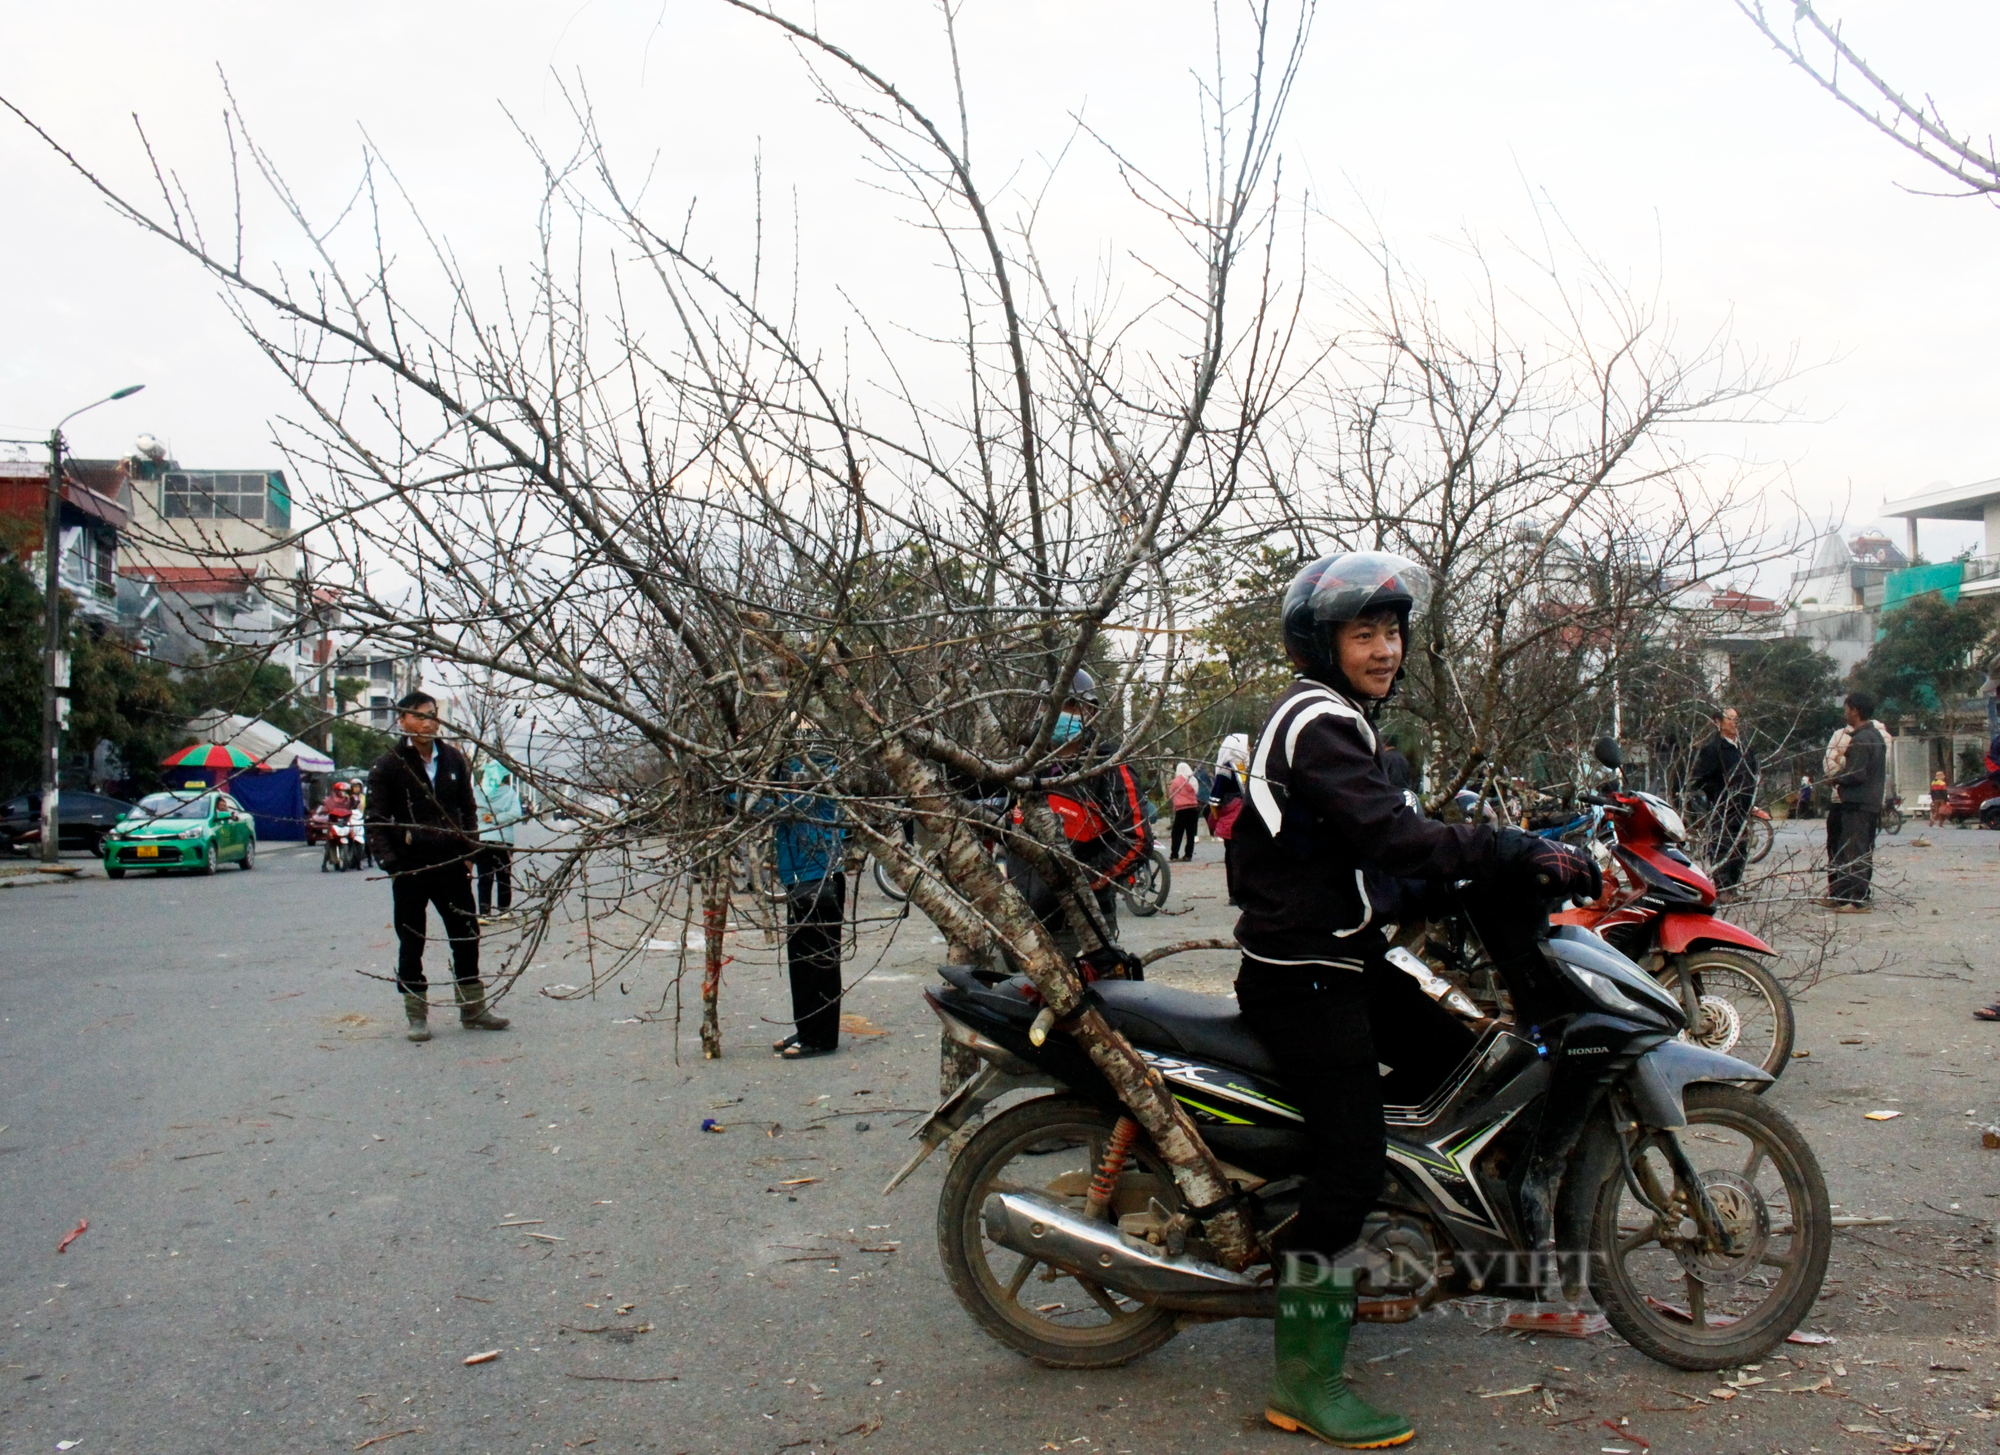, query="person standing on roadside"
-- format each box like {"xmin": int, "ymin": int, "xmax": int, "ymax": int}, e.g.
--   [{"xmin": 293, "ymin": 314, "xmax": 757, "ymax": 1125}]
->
[
  {"xmin": 766, "ymin": 755, "xmax": 848, "ymax": 1061},
  {"xmin": 366, "ymin": 692, "xmax": 510, "ymax": 1041},
  {"xmin": 1167, "ymin": 761, "xmax": 1201, "ymax": 861},
  {"xmin": 1211, "ymin": 761, "xmax": 1244, "ymax": 906},
  {"xmin": 1822, "ymin": 691, "xmax": 1886, "ymax": 912},
  {"xmin": 1692, "ymin": 707, "xmax": 1760, "ymax": 892},
  {"xmin": 473, "ymin": 761, "xmax": 523, "ymax": 922}
]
